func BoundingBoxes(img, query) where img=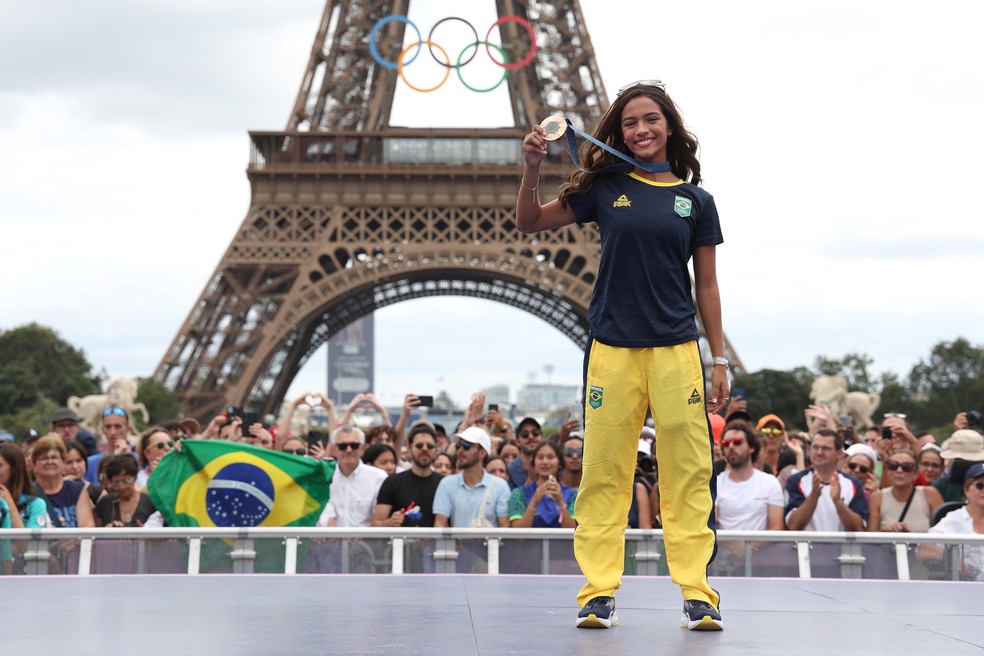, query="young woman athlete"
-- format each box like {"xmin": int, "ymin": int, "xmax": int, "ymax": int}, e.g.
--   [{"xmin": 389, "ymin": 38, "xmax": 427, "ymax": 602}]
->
[{"xmin": 516, "ymin": 80, "xmax": 729, "ymax": 631}]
